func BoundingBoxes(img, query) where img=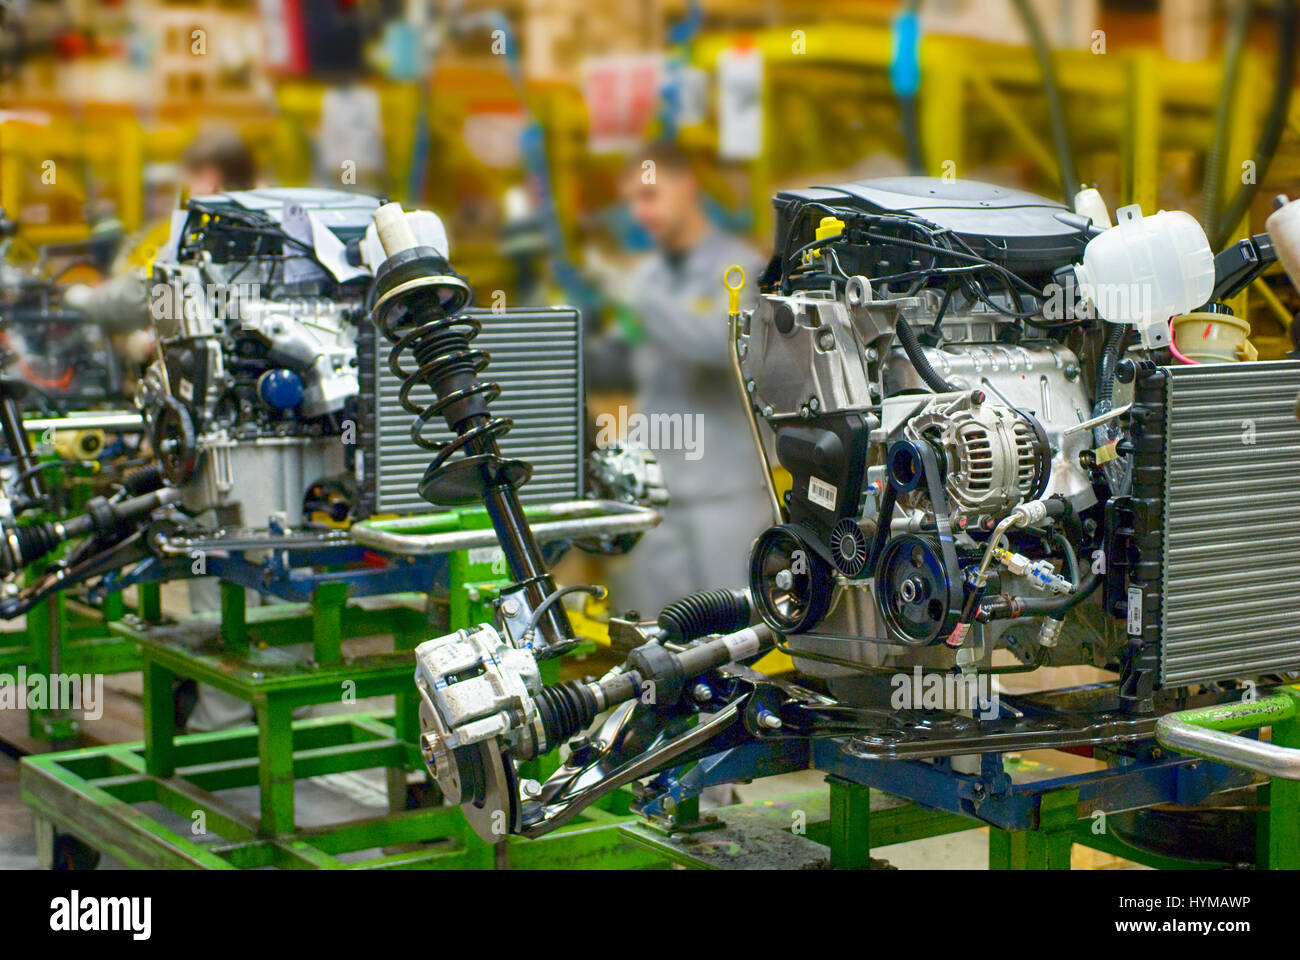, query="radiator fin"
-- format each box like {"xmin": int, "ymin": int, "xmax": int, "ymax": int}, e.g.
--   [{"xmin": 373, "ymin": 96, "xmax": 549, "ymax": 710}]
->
[
  {"xmin": 1160, "ymin": 360, "xmax": 1300, "ymax": 685},
  {"xmin": 369, "ymin": 307, "xmax": 584, "ymax": 515}
]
